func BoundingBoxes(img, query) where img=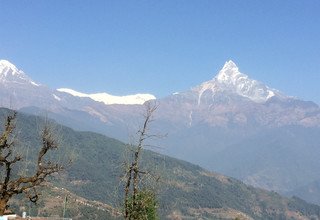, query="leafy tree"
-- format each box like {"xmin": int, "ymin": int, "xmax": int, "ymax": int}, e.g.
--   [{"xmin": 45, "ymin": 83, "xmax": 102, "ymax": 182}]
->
[{"xmin": 0, "ymin": 111, "xmax": 63, "ymax": 215}]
